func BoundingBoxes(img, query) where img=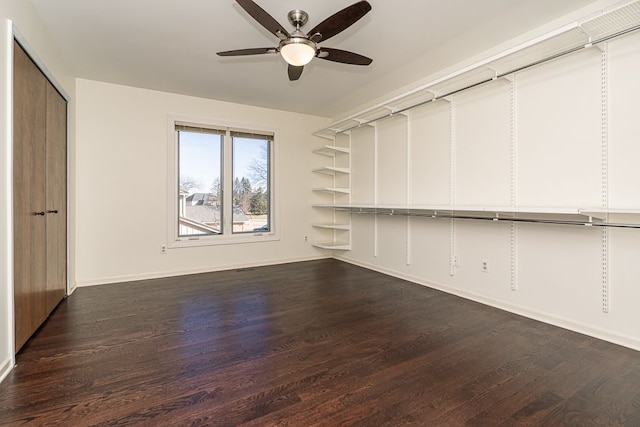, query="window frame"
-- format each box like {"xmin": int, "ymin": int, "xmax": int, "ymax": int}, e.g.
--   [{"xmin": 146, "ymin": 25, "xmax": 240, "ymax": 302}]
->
[{"xmin": 167, "ymin": 115, "xmax": 278, "ymax": 248}]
